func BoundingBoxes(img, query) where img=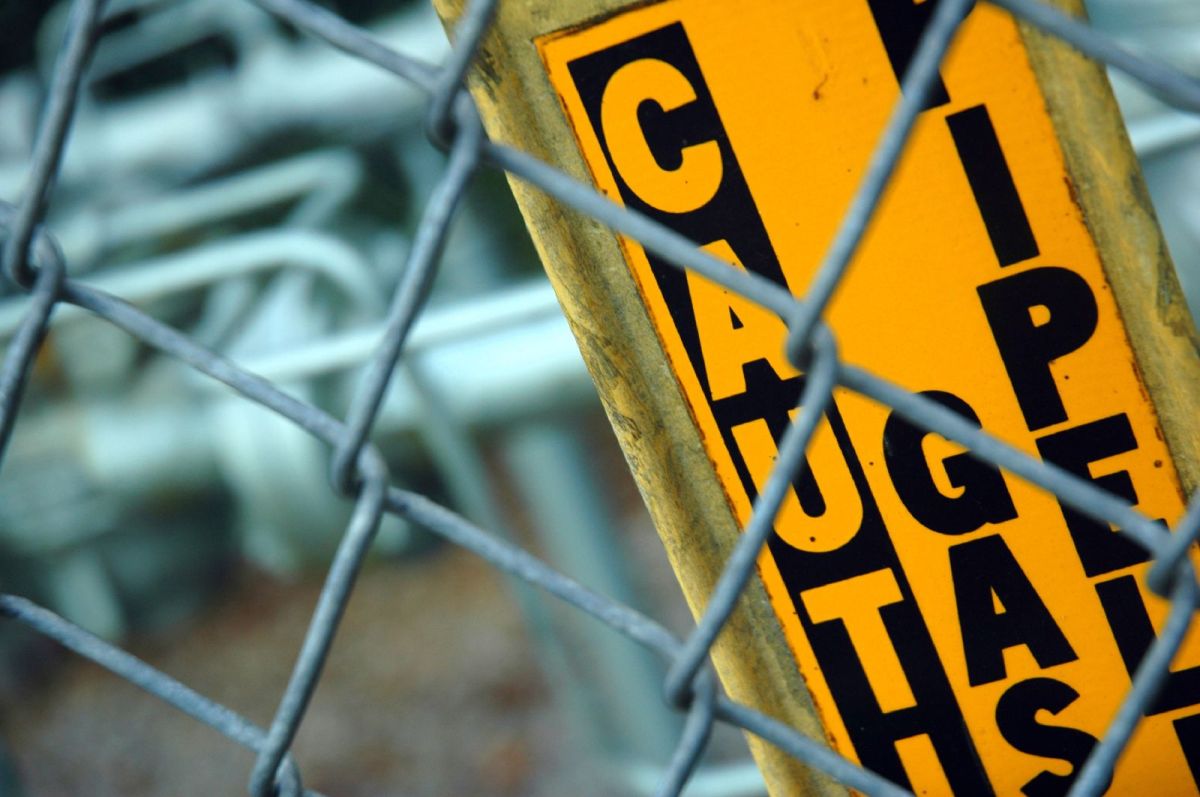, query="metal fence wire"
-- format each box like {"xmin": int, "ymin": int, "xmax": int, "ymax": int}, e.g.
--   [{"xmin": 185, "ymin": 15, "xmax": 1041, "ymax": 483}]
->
[{"xmin": 2, "ymin": 0, "xmax": 1200, "ymax": 795}]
